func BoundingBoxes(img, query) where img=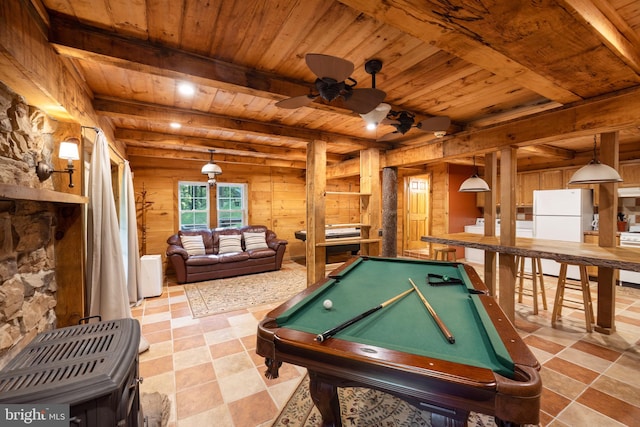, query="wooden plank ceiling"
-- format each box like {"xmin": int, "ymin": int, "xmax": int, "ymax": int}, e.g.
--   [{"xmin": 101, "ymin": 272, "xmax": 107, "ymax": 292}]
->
[{"xmin": 36, "ymin": 0, "xmax": 640, "ymax": 171}]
